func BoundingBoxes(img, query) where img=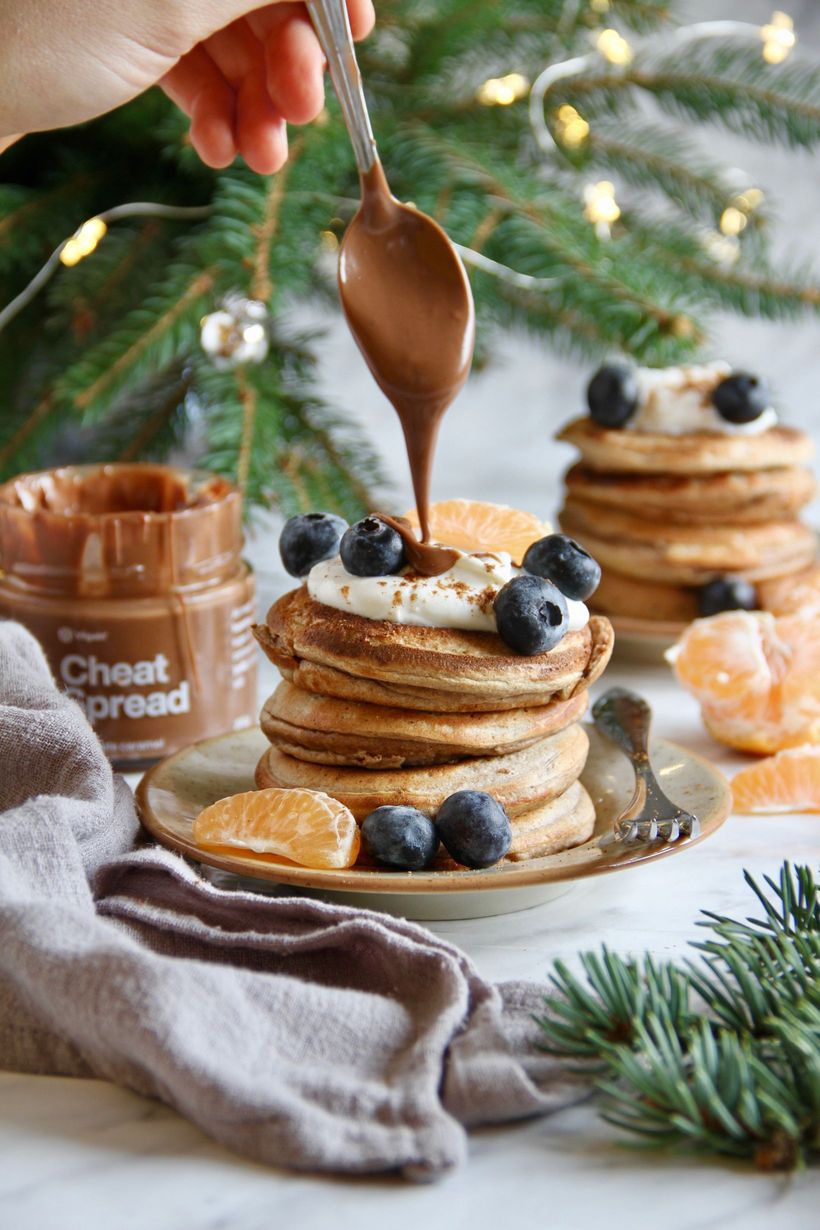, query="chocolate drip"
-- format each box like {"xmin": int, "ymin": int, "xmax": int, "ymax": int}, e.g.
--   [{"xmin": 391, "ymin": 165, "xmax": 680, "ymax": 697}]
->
[
  {"xmin": 377, "ymin": 514, "xmax": 459, "ymax": 577},
  {"xmin": 339, "ymin": 160, "xmax": 475, "ymax": 541}
]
